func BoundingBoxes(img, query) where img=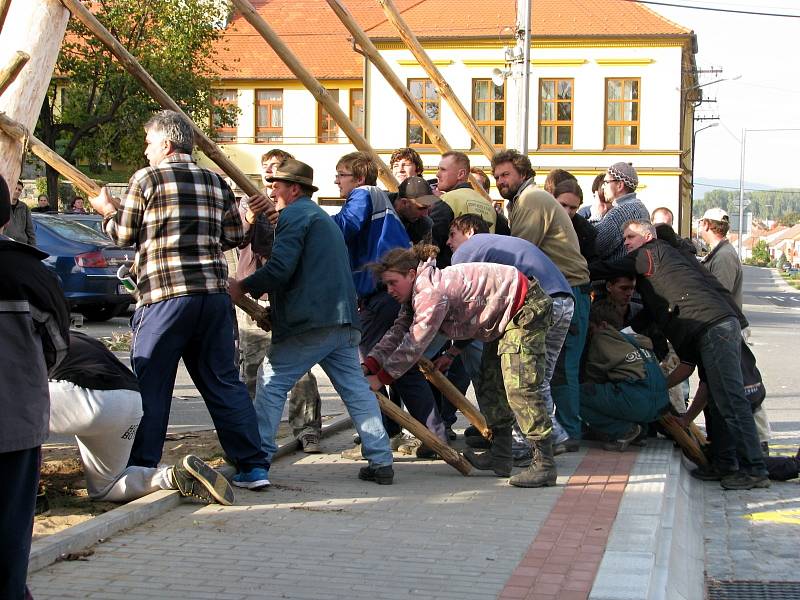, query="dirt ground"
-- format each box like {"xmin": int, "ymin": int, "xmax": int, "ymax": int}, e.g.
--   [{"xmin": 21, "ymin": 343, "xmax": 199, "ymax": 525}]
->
[{"xmin": 34, "ymin": 424, "xmax": 294, "ymax": 541}]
